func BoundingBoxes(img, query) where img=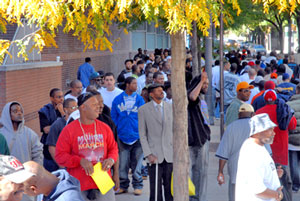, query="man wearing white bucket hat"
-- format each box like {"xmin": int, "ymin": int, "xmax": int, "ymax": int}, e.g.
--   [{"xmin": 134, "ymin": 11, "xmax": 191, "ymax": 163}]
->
[{"xmin": 235, "ymin": 113, "xmax": 283, "ymax": 201}]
